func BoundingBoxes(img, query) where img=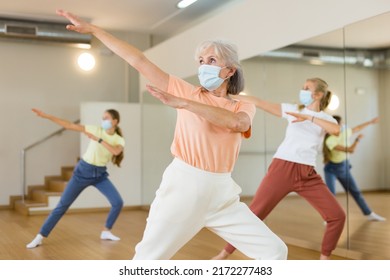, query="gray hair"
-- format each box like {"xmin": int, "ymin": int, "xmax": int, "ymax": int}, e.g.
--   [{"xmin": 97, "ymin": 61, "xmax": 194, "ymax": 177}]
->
[{"xmin": 195, "ymin": 40, "xmax": 244, "ymax": 95}]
